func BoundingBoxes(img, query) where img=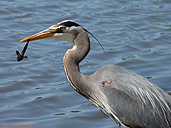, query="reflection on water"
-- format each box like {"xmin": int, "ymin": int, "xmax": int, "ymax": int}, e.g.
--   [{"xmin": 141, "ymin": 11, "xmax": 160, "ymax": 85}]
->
[{"xmin": 0, "ymin": 0, "xmax": 171, "ymax": 128}]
